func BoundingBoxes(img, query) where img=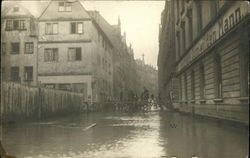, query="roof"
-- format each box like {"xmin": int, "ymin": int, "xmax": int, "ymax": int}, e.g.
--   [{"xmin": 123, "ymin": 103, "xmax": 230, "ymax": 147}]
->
[
  {"xmin": 2, "ymin": 2, "xmax": 34, "ymax": 19},
  {"xmin": 39, "ymin": 0, "xmax": 91, "ymax": 21},
  {"xmin": 88, "ymin": 11, "xmax": 127, "ymax": 54}
]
